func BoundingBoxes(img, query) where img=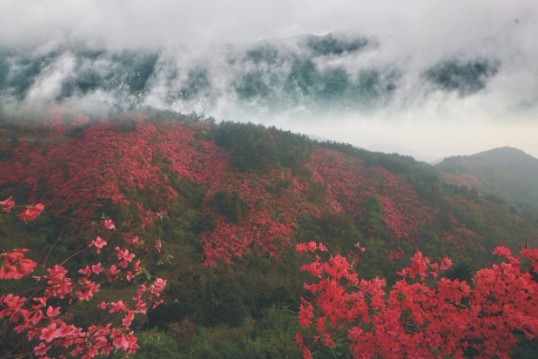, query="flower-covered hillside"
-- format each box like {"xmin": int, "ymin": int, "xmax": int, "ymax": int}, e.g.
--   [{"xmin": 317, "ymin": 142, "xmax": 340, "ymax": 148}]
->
[{"xmin": 1, "ymin": 110, "xmax": 536, "ymax": 267}]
